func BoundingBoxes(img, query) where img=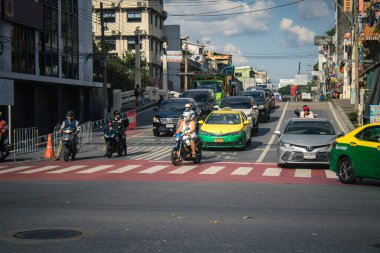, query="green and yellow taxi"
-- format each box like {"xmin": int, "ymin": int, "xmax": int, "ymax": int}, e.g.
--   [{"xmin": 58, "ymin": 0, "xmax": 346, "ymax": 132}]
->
[
  {"xmin": 198, "ymin": 108, "xmax": 252, "ymax": 150},
  {"xmin": 330, "ymin": 123, "xmax": 380, "ymax": 184}
]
